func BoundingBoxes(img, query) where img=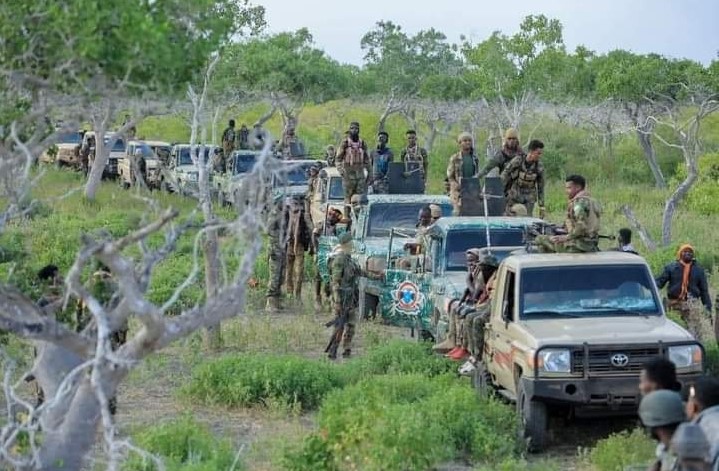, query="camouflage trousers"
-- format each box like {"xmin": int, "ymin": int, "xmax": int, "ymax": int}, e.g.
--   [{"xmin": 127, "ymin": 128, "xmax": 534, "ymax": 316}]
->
[
  {"xmin": 313, "ymin": 254, "xmax": 330, "ymax": 303},
  {"xmin": 335, "ymin": 307, "xmax": 358, "ymax": 350},
  {"xmin": 342, "ymin": 168, "xmax": 367, "ymax": 205},
  {"xmin": 505, "ymin": 190, "xmax": 535, "ymax": 216},
  {"xmin": 668, "ymin": 298, "xmax": 717, "ymax": 343},
  {"xmin": 461, "ymin": 303, "xmax": 490, "ymax": 358},
  {"xmin": 266, "ymin": 238, "xmax": 284, "ymax": 298},
  {"xmin": 534, "ymin": 235, "xmax": 597, "ymax": 253},
  {"xmin": 285, "ymin": 244, "xmax": 306, "ymax": 297}
]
